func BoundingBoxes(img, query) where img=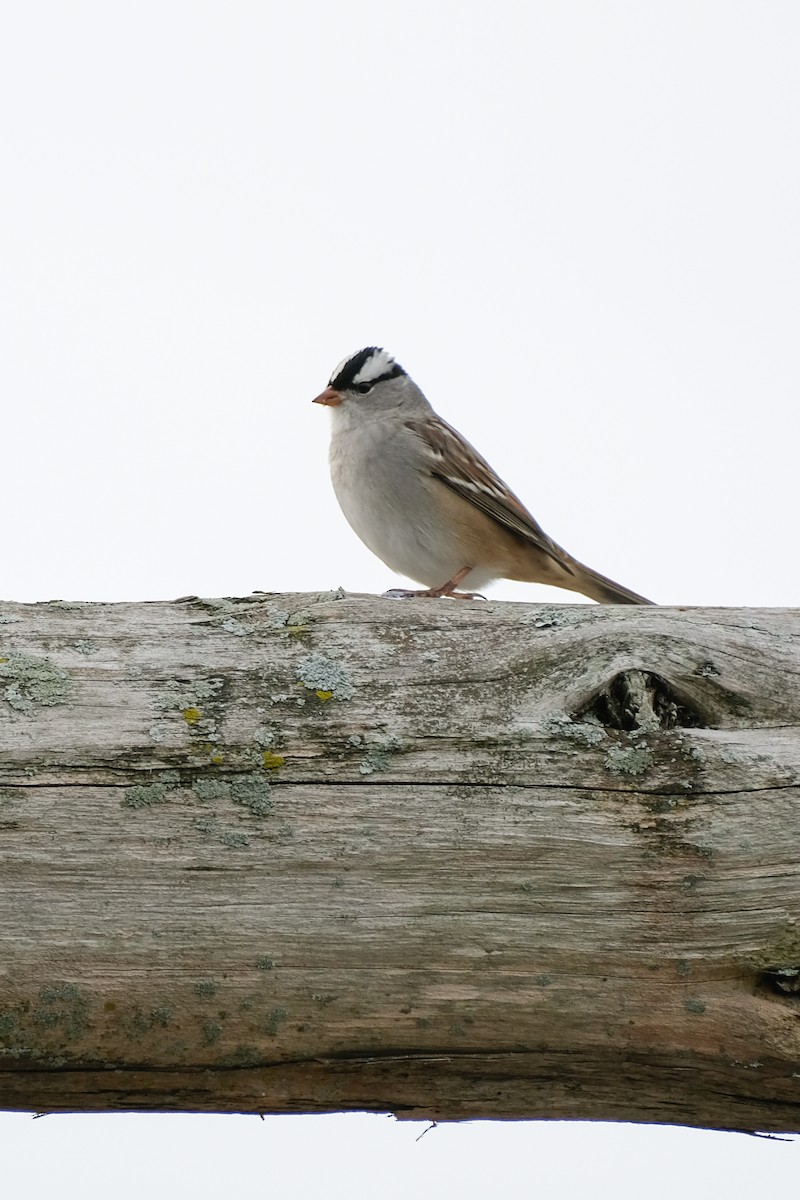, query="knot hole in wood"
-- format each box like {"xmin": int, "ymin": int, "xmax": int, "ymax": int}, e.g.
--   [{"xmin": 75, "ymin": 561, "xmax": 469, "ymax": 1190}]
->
[{"xmin": 580, "ymin": 669, "xmax": 706, "ymax": 732}]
